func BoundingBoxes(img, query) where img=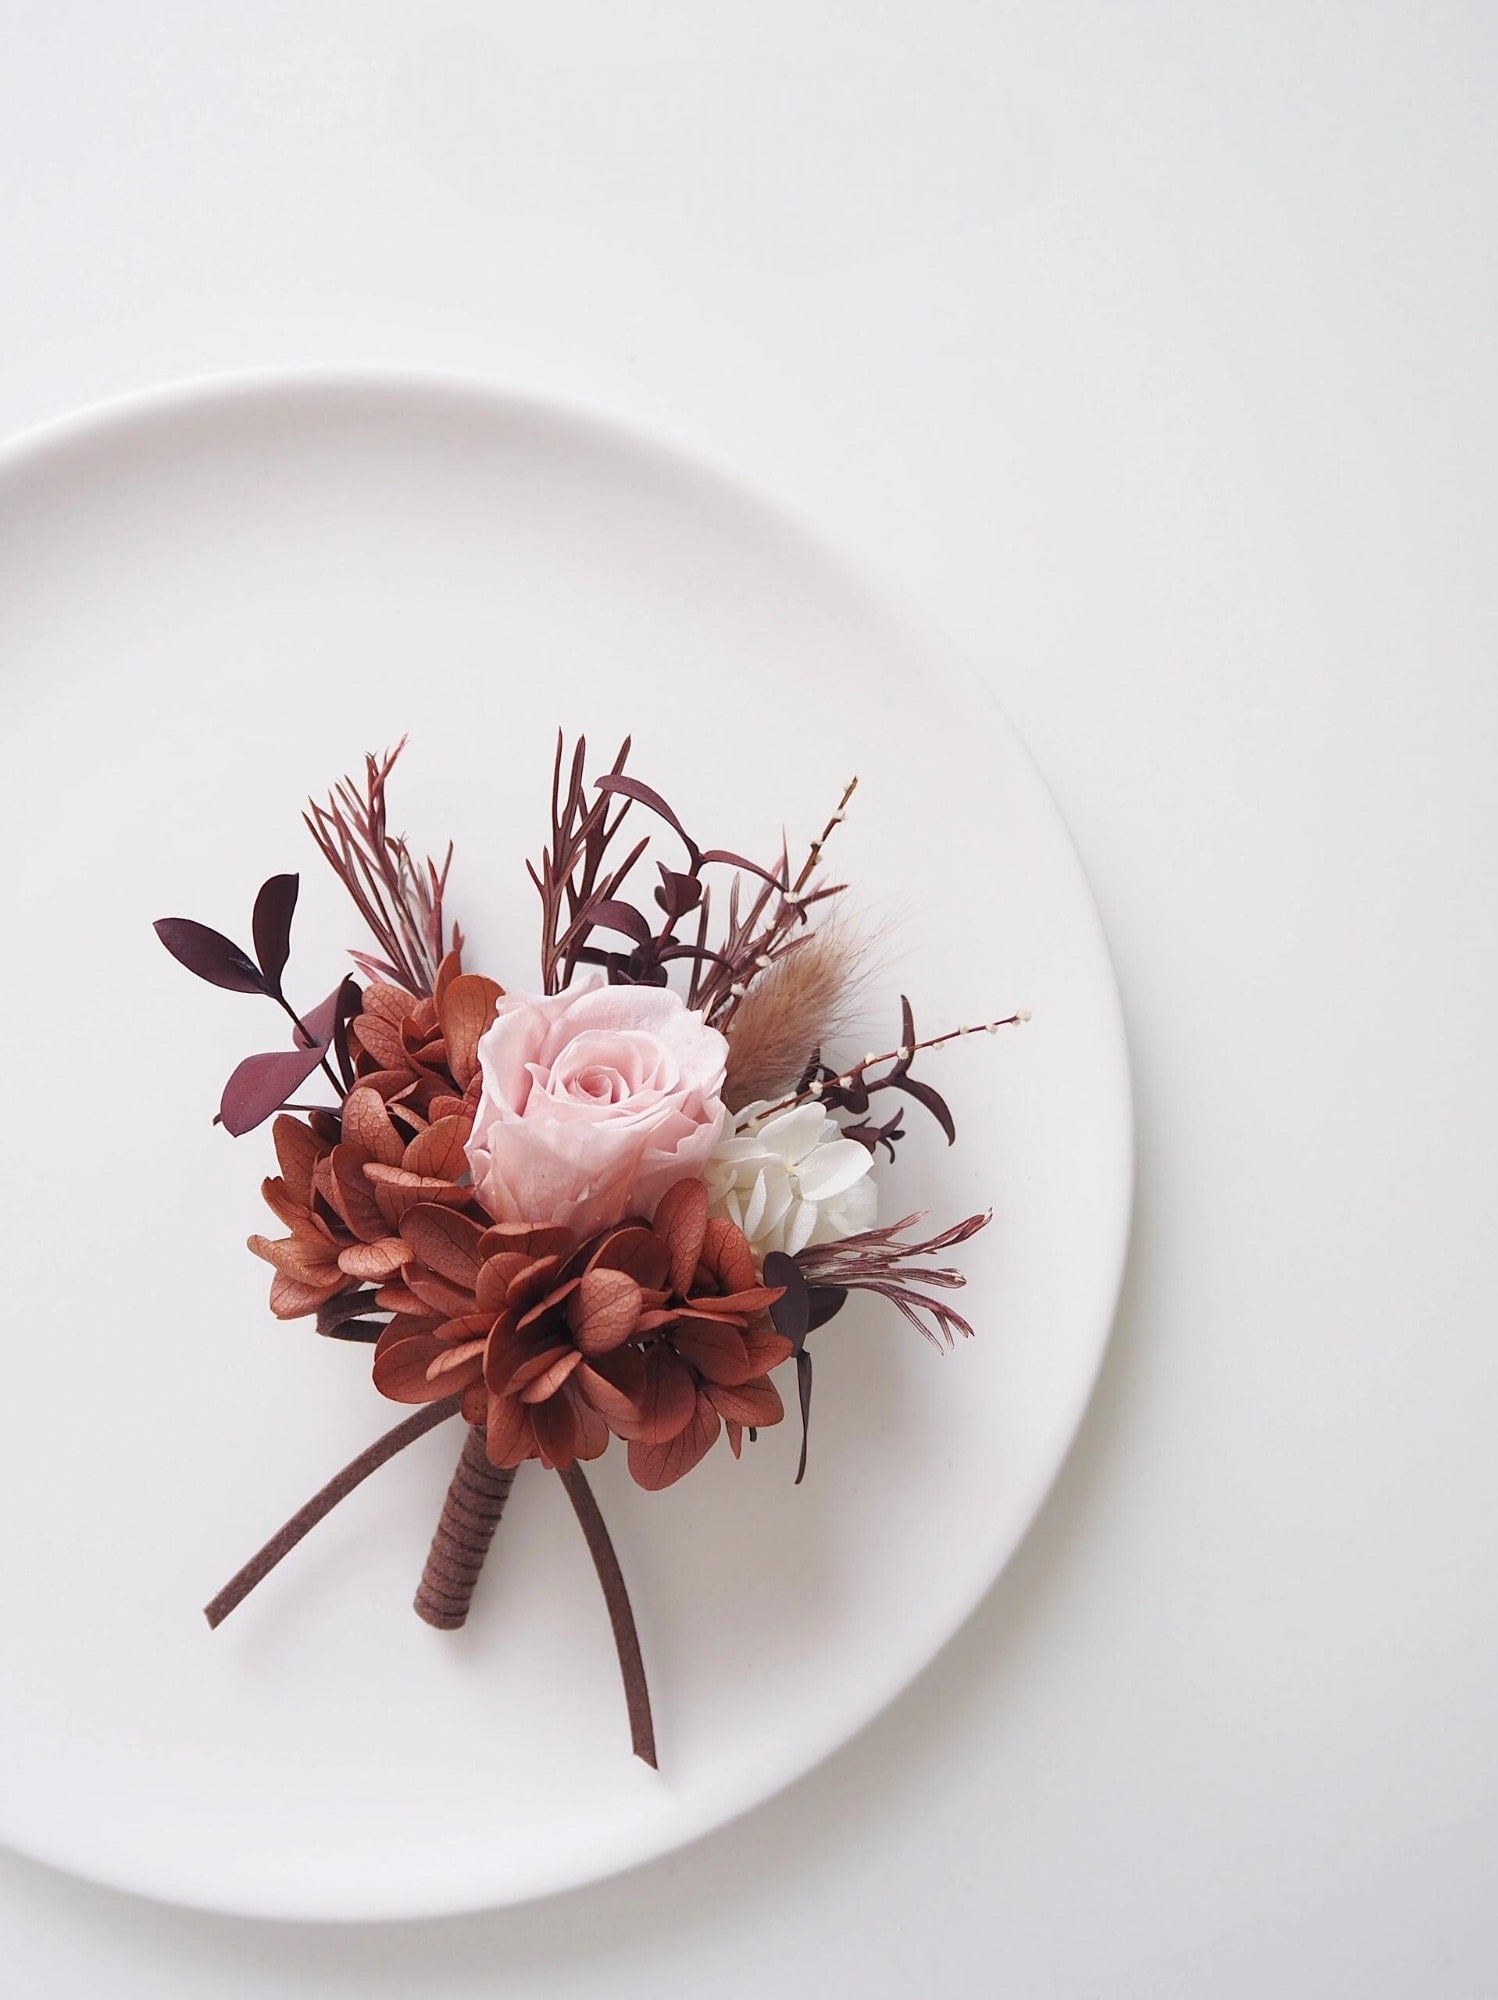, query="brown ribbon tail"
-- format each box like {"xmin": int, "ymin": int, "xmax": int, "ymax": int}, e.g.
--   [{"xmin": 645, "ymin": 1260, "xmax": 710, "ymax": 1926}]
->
[
  {"xmin": 204, "ymin": 1396, "xmax": 462, "ymax": 1629},
  {"xmin": 557, "ymin": 1463, "xmax": 658, "ymax": 1770}
]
